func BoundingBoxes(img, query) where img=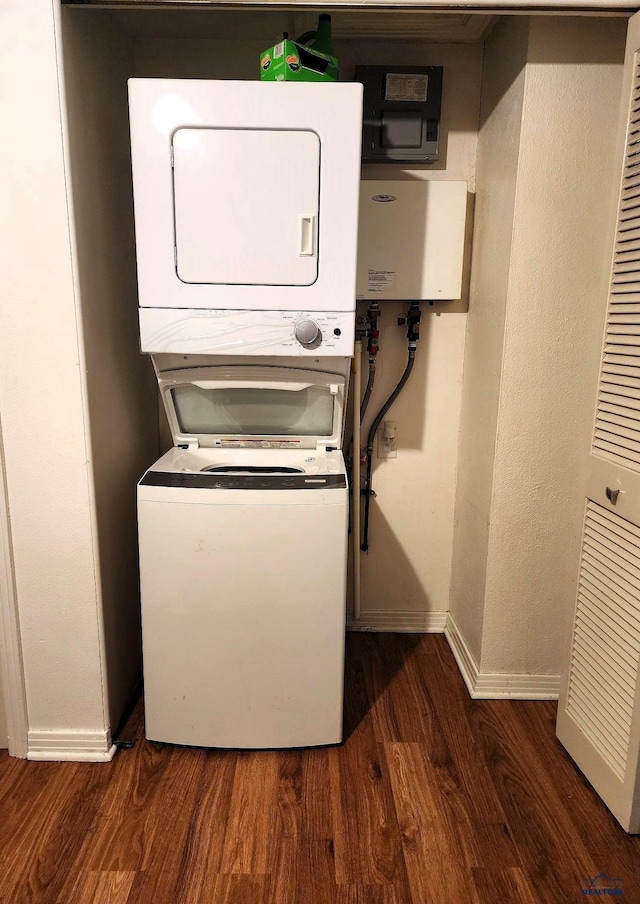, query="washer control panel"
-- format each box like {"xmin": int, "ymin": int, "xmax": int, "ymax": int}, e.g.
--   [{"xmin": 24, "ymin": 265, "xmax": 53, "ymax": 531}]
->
[{"xmin": 140, "ymin": 308, "xmax": 354, "ymax": 356}]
